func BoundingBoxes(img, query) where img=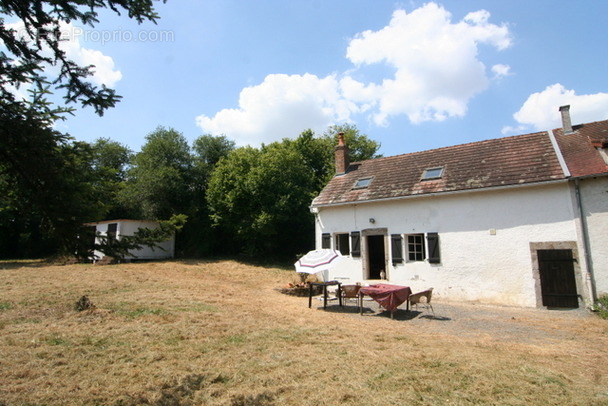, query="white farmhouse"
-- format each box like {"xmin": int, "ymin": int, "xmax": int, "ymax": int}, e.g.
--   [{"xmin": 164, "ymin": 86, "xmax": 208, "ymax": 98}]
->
[
  {"xmin": 311, "ymin": 106, "xmax": 608, "ymax": 308},
  {"xmin": 86, "ymin": 219, "xmax": 175, "ymax": 262}
]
